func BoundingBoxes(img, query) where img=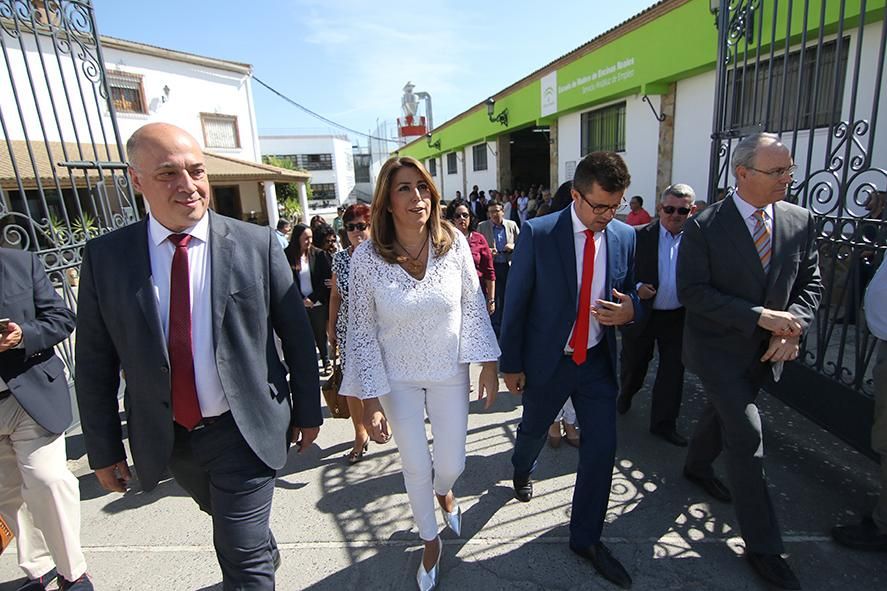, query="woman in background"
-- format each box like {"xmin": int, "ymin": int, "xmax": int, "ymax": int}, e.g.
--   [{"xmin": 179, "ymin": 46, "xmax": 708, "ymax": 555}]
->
[
  {"xmin": 444, "ymin": 197, "xmax": 495, "ymax": 316},
  {"xmin": 285, "ymin": 224, "xmax": 333, "ymax": 375}
]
